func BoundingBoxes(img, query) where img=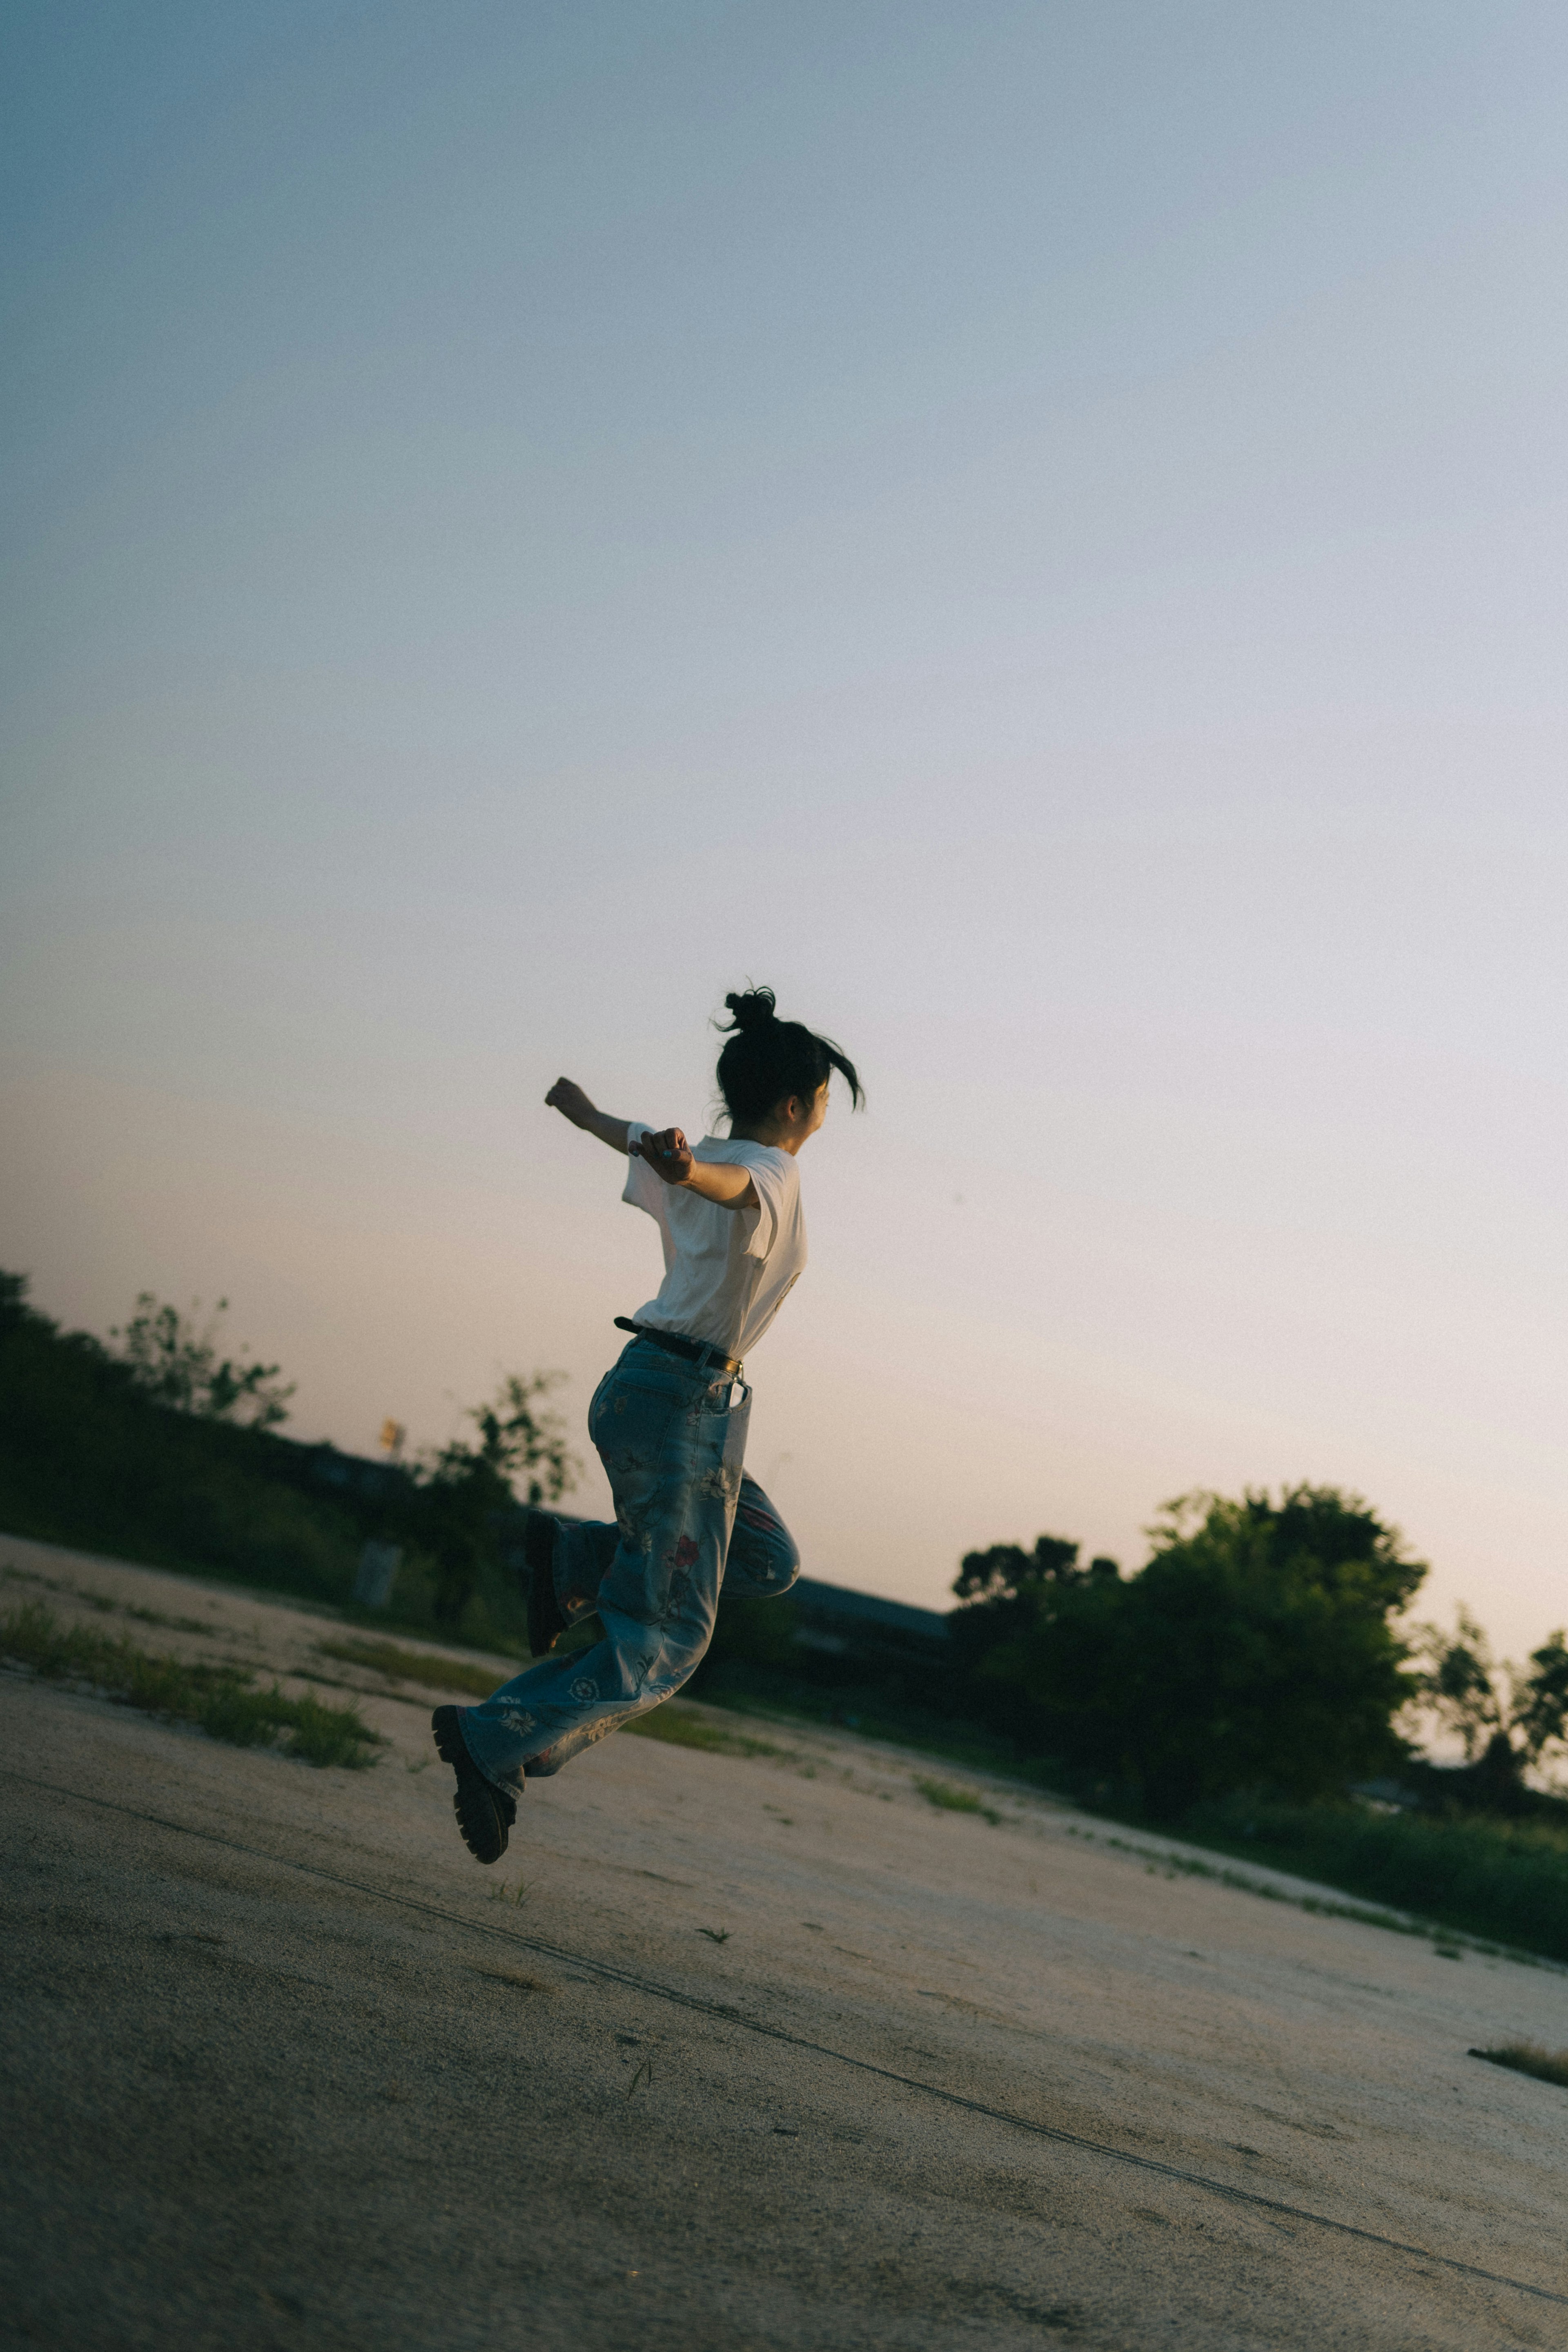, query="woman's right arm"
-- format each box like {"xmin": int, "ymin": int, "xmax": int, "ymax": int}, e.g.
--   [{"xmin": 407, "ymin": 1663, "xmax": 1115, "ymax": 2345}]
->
[{"xmin": 545, "ymin": 1078, "xmax": 630, "ymax": 1154}]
